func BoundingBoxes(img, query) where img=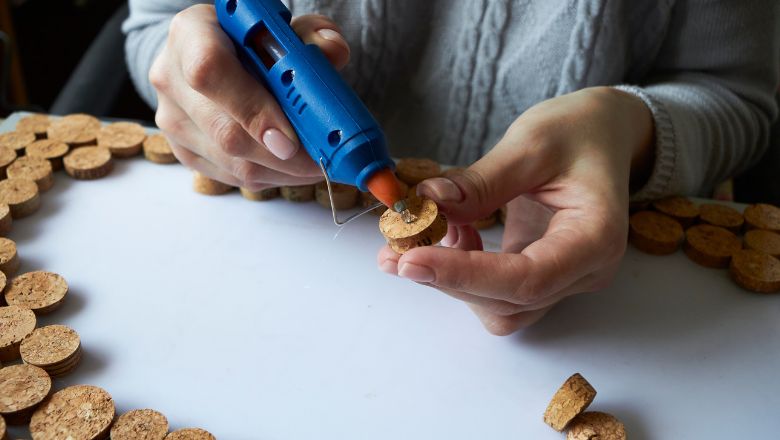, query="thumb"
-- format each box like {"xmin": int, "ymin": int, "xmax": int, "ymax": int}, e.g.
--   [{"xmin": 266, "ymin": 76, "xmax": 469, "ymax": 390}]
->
[{"xmin": 291, "ymin": 15, "xmax": 351, "ymax": 70}]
